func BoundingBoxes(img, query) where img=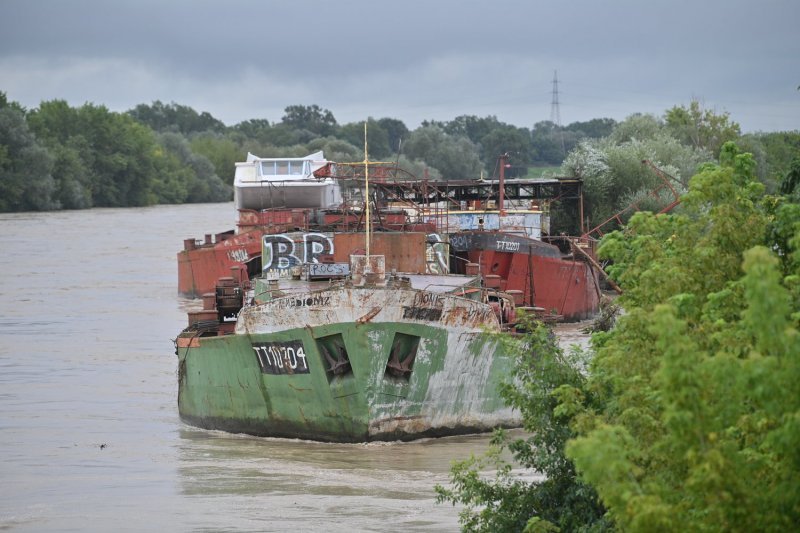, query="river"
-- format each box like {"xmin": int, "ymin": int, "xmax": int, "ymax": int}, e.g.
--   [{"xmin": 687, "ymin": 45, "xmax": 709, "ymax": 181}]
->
[{"xmin": 0, "ymin": 203, "xmax": 591, "ymax": 532}]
